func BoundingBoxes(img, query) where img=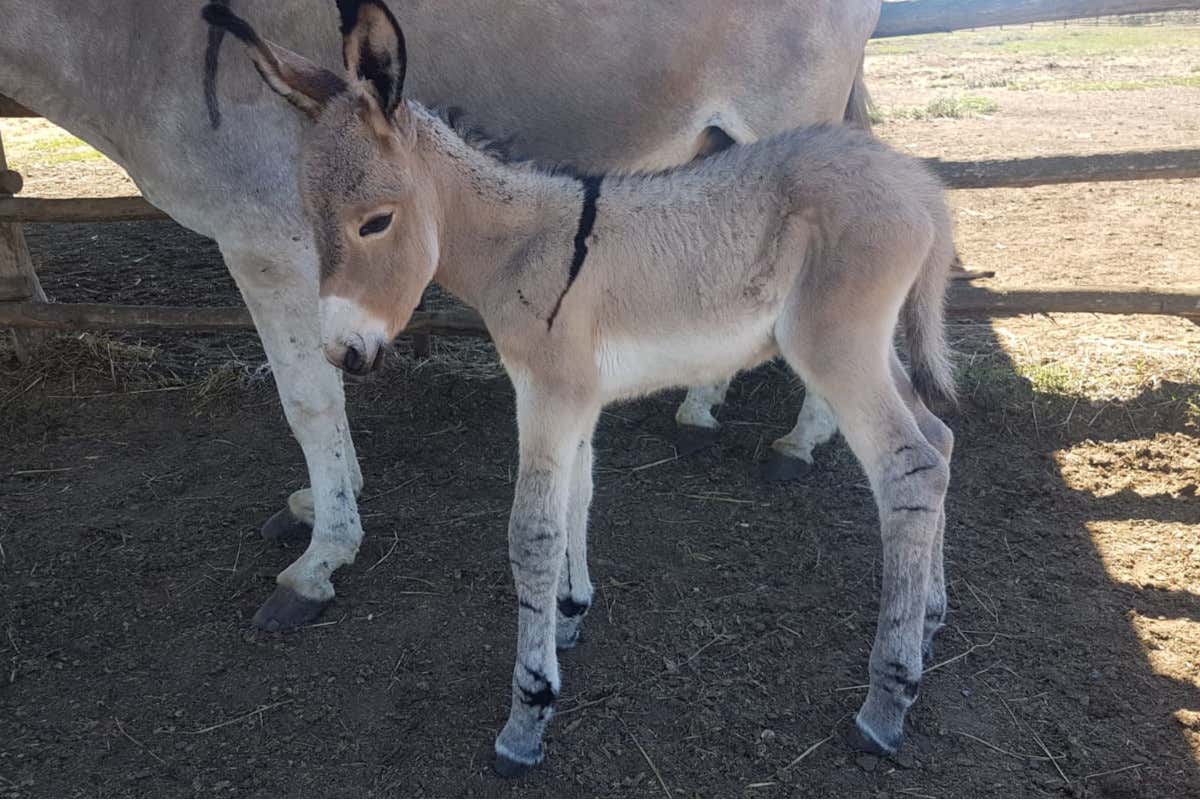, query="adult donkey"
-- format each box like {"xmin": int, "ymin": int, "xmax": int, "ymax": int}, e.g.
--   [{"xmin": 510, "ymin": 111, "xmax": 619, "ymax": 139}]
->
[{"xmin": 0, "ymin": 0, "xmax": 880, "ymax": 629}]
